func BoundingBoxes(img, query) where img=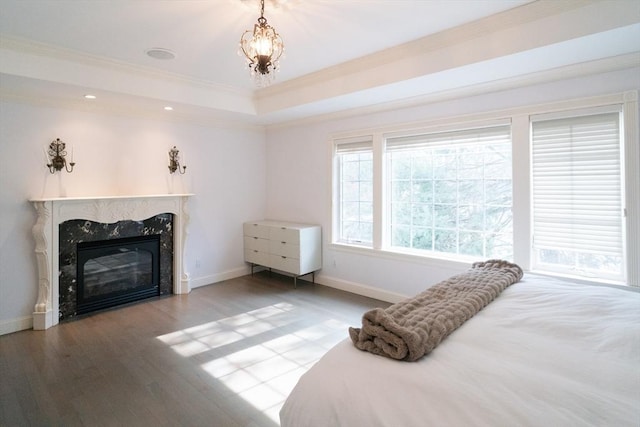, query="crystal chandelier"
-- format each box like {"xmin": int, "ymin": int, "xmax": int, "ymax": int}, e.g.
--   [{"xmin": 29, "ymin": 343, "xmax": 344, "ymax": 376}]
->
[{"xmin": 239, "ymin": 0, "xmax": 284, "ymax": 87}]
